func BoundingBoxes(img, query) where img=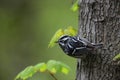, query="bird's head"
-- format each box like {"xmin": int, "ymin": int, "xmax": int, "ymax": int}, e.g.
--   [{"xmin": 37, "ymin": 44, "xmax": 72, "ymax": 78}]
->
[{"xmin": 55, "ymin": 35, "xmax": 71, "ymax": 47}]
